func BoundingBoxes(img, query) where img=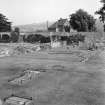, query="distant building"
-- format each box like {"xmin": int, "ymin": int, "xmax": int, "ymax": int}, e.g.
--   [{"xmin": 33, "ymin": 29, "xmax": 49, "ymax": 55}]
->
[
  {"xmin": 48, "ymin": 22, "xmax": 57, "ymax": 32},
  {"xmin": 48, "ymin": 18, "xmax": 70, "ymax": 32}
]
